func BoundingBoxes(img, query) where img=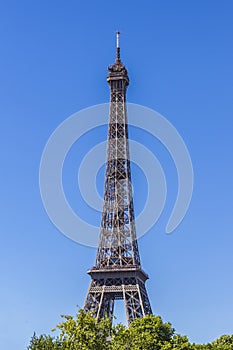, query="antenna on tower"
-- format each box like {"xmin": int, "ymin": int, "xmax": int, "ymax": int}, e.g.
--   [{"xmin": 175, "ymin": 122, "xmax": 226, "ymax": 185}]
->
[{"xmin": 116, "ymin": 31, "xmax": 120, "ymax": 62}]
